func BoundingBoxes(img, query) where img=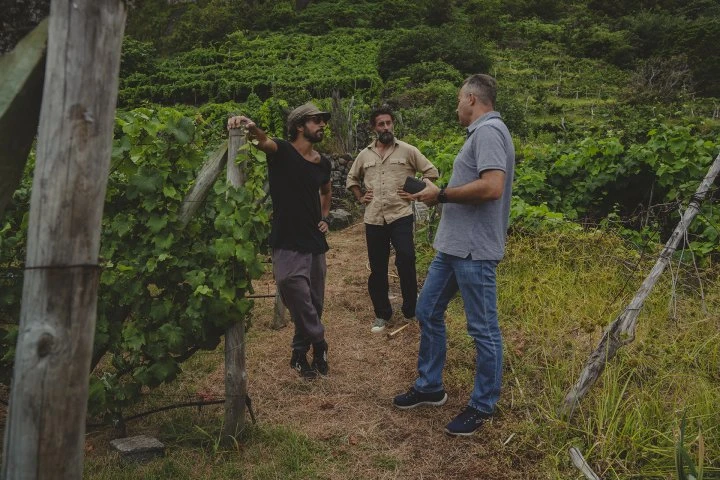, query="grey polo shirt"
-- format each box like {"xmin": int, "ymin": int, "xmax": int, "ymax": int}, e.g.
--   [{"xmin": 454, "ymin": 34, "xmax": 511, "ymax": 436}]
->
[{"xmin": 433, "ymin": 112, "xmax": 515, "ymax": 261}]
